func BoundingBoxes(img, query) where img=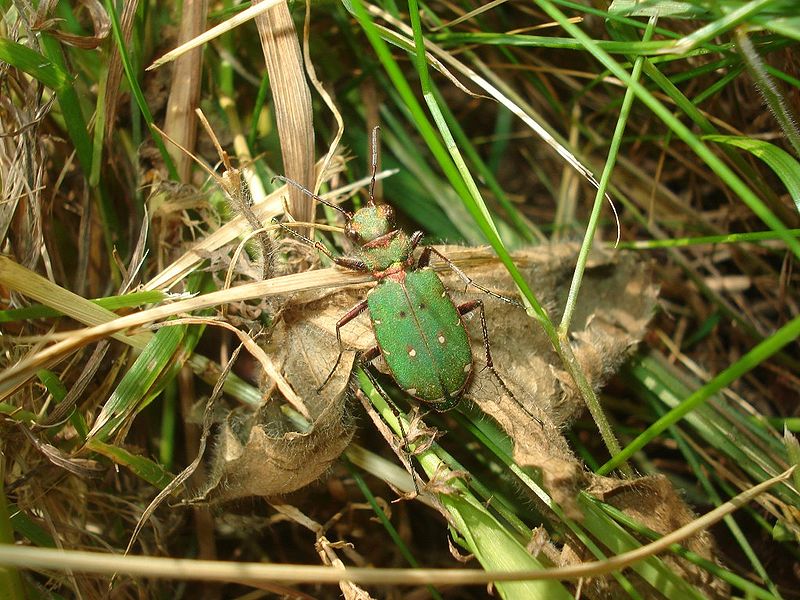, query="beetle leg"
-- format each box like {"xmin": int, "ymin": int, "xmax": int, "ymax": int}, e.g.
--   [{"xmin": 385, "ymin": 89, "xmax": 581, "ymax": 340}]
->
[
  {"xmin": 421, "ymin": 246, "xmax": 523, "ymax": 308},
  {"xmin": 359, "ymin": 345, "xmax": 381, "ymax": 365},
  {"xmin": 357, "ymin": 367, "xmax": 420, "ymax": 494},
  {"xmin": 417, "ymin": 245, "xmax": 433, "ymax": 268},
  {"xmin": 272, "ymin": 218, "xmax": 334, "ymax": 259},
  {"xmin": 409, "ymin": 230, "xmax": 425, "ymax": 252},
  {"xmin": 332, "ymin": 255, "xmax": 371, "ymax": 272},
  {"xmin": 458, "ymin": 299, "xmax": 543, "ymax": 427},
  {"xmin": 317, "ymin": 299, "xmax": 371, "ymax": 391},
  {"xmin": 457, "ymin": 299, "xmax": 497, "ymax": 371},
  {"xmin": 272, "ymin": 219, "xmax": 371, "ymax": 272}
]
